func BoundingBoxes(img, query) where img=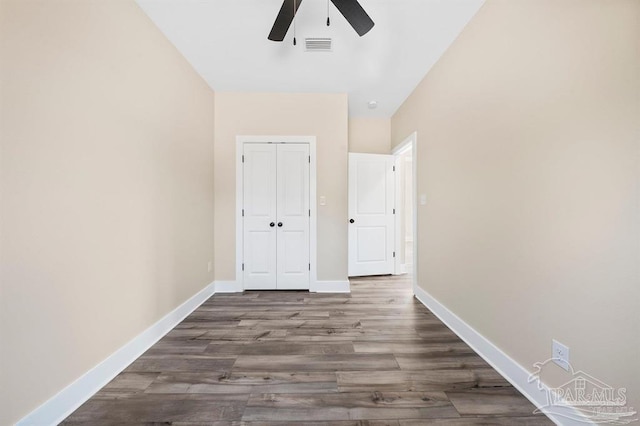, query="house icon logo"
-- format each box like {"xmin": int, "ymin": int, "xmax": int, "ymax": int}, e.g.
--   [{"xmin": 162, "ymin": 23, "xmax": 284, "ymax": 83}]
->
[{"xmin": 528, "ymin": 359, "xmax": 638, "ymax": 424}]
